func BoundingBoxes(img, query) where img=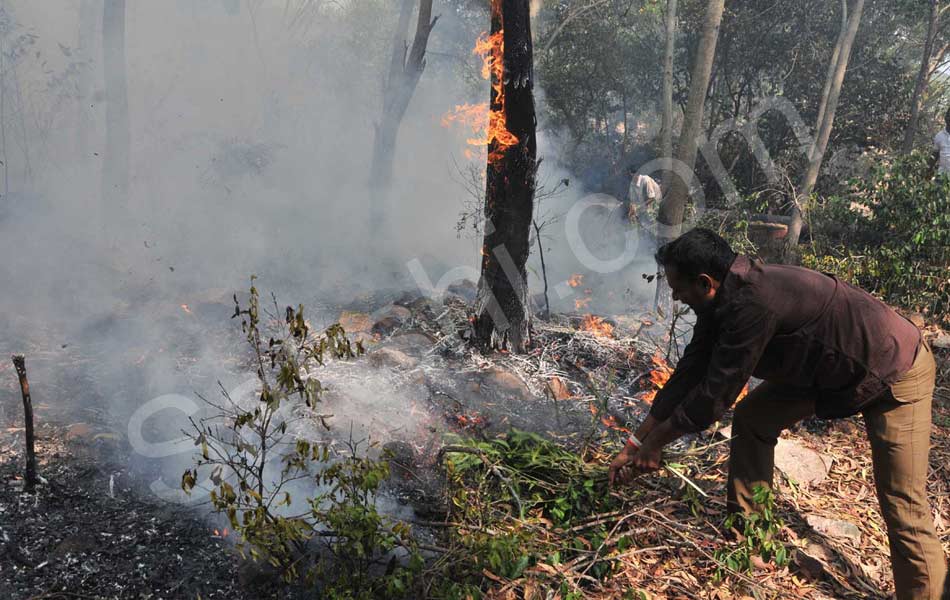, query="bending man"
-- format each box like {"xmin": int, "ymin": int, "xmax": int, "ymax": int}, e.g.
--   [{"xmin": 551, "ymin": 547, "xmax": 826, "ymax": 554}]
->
[{"xmin": 609, "ymin": 228, "xmax": 947, "ymax": 599}]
